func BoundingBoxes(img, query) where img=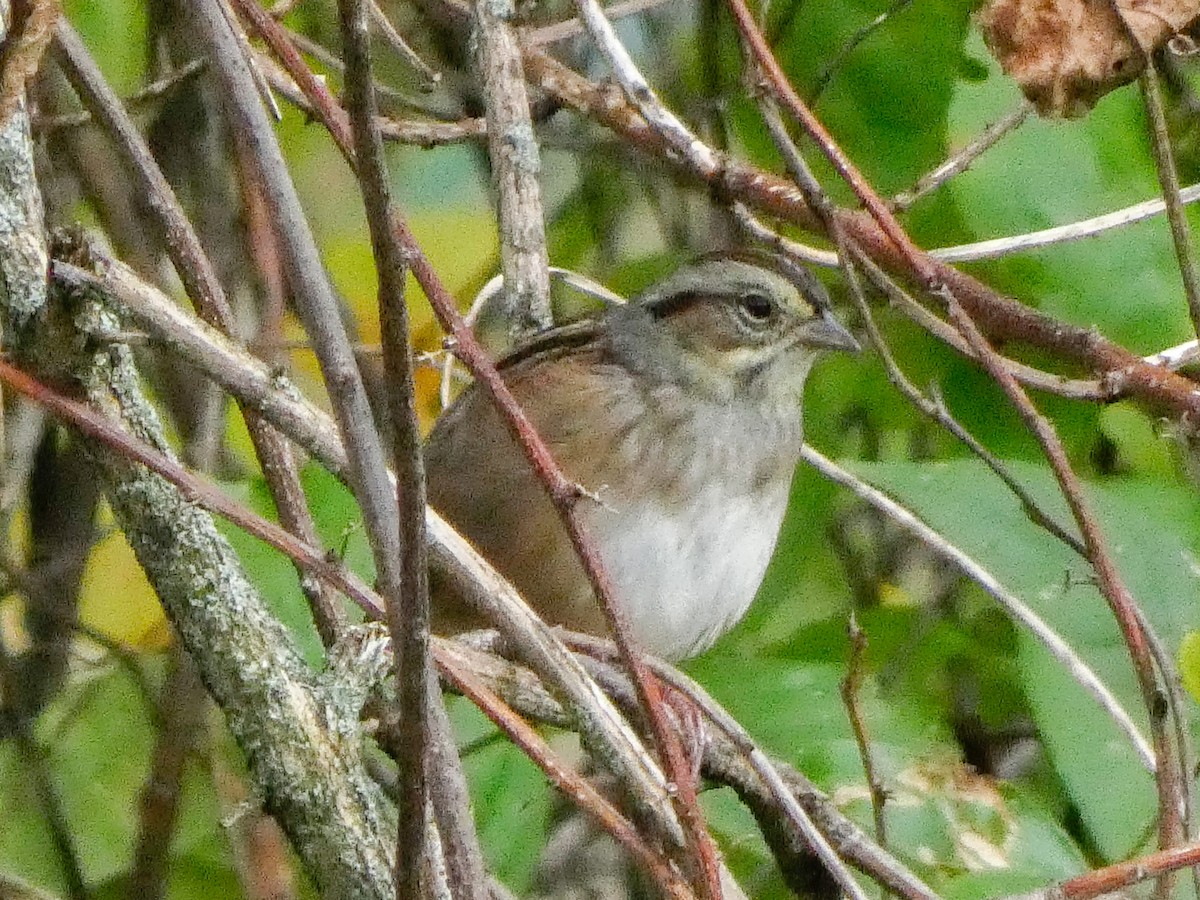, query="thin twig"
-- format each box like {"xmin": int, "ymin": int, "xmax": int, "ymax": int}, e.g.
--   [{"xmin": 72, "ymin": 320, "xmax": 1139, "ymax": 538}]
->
[
  {"xmin": 1144, "ymin": 337, "xmax": 1200, "ymax": 370},
  {"xmin": 840, "ymin": 614, "xmax": 887, "ymax": 849},
  {"xmin": 251, "ymin": 50, "xmax": 485, "ymax": 147},
  {"xmin": 270, "ymin": 23, "xmax": 453, "ymax": 118},
  {"xmin": 1128, "ymin": 600, "xmax": 1199, "ymax": 885},
  {"xmin": 217, "ymin": 0, "xmax": 282, "ymax": 121},
  {"xmin": 755, "ymin": 89, "xmax": 828, "ymax": 218},
  {"xmin": 1140, "ymin": 64, "xmax": 1200, "ymax": 340},
  {"xmin": 810, "ymin": 0, "xmax": 913, "ymax": 103},
  {"xmin": 746, "ymin": 178, "xmax": 1200, "ymax": 270},
  {"xmin": 529, "ymin": 0, "xmax": 676, "ymax": 45},
  {"xmin": 336, "ymin": 0, "xmax": 447, "ymax": 894},
  {"xmin": 574, "ymin": 0, "xmax": 719, "ymax": 173},
  {"xmin": 930, "ymin": 181, "xmax": 1200, "ymax": 263},
  {"xmin": 368, "ymin": 0, "xmax": 441, "ymax": 87},
  {"xmin": 52, "ymin": 23, "xmax": 241, "ymax": 322},
  {"xmin": 893, "ymin": 102, "xmax": 1031, "ymax": 211},
  {"xmin": 1004, "ymin": 841, "xmax": 1200, "ymax": 900},
  {"xmin": 840, "ymin": 247, "xmax": 1087, "ymax": 554},
  {"xmin": 726, "ymin": 0, "xmax": 917, "ymax": 266},
  {"xmin": 846, "ymin": 247, "xmax": 1110, "ymax": 401},
  {"xmin": 560, "ymin": 633, "xmax": 937, "ymax": 900},
  {"xmin": 729, "ymin": 203, "xmax": 838, "ymax": 265},
  {"xmin": 34, "ymin": 58, "xmax": 206, "ymax": 132}
]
